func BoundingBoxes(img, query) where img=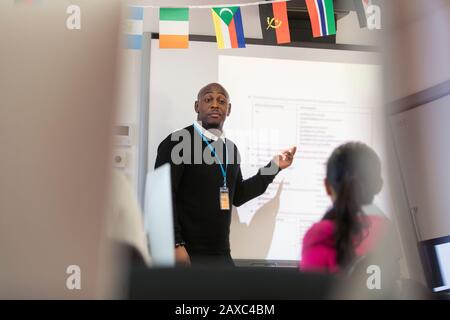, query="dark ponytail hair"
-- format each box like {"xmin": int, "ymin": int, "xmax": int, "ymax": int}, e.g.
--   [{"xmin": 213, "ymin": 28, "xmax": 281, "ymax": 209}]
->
[{"xmin": 323, "ymin": 142, "xmax": 382, "ymax": 268}]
